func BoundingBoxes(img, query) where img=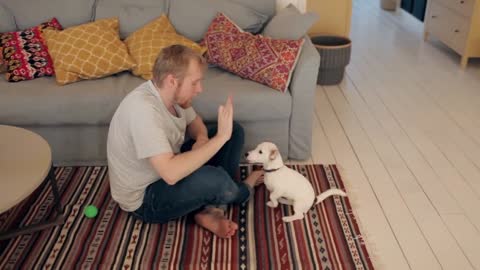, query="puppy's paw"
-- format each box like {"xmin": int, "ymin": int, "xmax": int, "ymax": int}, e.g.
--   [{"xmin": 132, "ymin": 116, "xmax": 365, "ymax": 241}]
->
[
  {"xmin": 266, "ymin": 201, "xmax": 278, "ymax": 208},
  {"xmin": 282, "ymin": 216, "xmax": 293, "ymax": 222},
  {"xmin": 282, "ymin": 215, "xmax": 303, "ymax": 222}
]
